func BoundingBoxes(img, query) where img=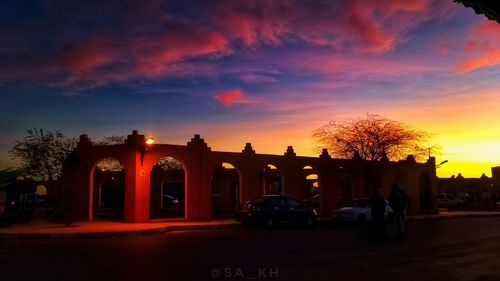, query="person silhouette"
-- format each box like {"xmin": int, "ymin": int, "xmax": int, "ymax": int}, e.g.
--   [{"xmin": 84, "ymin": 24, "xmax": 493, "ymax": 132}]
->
[{"xmin": 389, "ymin": 183, "xmax": 410, "ymax": 238}]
